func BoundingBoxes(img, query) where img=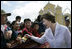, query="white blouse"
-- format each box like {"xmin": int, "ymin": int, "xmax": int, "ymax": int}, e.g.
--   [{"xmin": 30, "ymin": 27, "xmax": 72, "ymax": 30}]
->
[{"xmin": 30, "ymin": 22, "xmax": 71, "ymax": 48}]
